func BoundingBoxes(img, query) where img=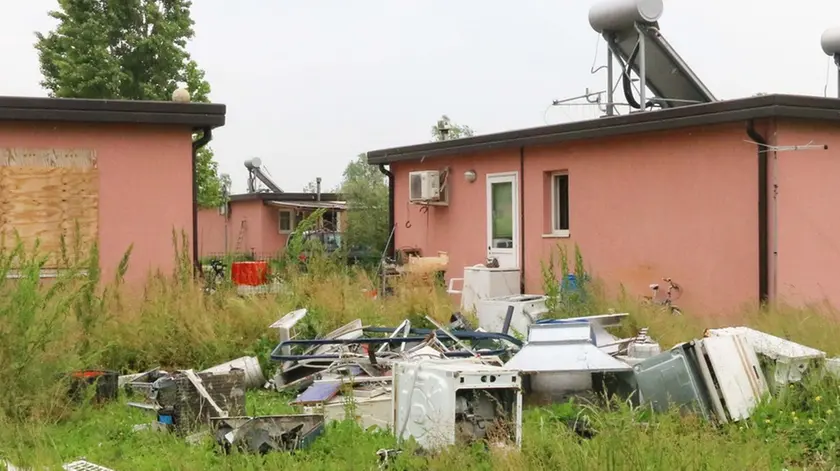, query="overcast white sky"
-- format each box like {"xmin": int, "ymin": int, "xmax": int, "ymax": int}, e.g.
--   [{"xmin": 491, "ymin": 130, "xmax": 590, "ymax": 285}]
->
[{"xmin": 2, "ymin": 1, "xmax": 839, "ymax": 193}]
